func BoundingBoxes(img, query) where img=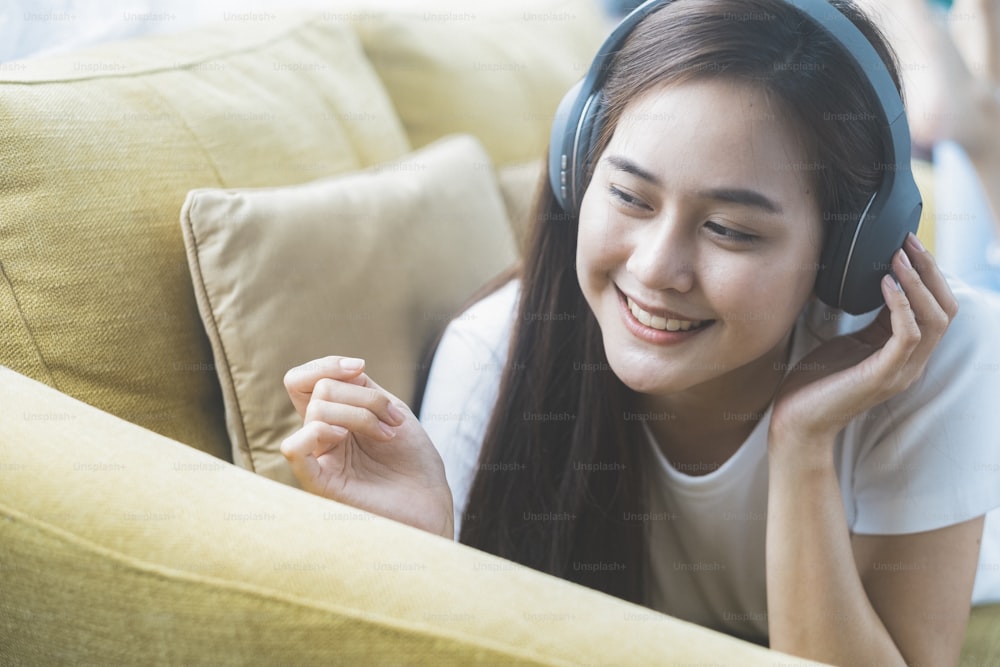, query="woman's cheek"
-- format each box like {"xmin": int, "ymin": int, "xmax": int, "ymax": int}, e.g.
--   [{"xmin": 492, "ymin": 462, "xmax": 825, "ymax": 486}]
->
[
  {"xmin": 577, "ymin": 210, "xmax": 624, "ymax": 277},
  {"xmin": 702, "ymin": 252, "xmax": 792, "ymax": 324}
]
